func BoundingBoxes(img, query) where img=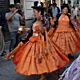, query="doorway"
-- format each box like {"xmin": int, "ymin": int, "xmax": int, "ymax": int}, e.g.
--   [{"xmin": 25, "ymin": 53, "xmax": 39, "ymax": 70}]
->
[{"xmin": 14, "ymin": 0, "xmax": 20, "ymax": 3}]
